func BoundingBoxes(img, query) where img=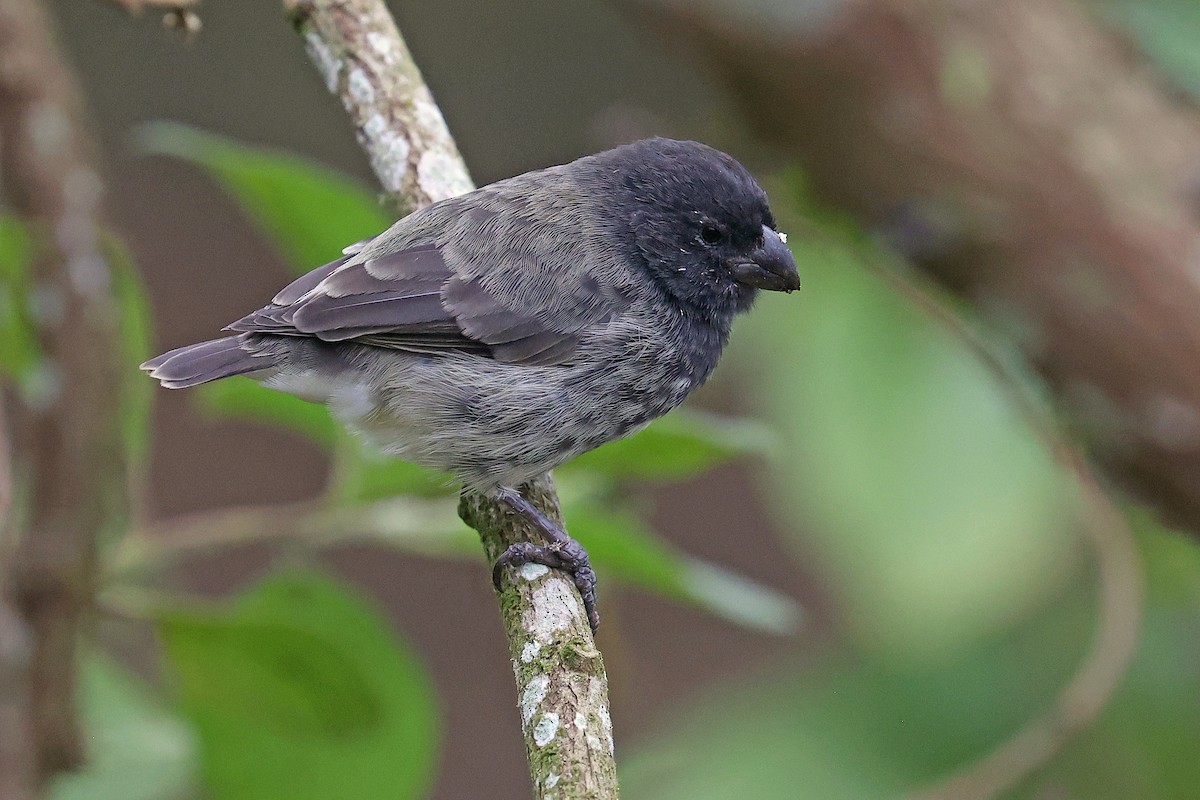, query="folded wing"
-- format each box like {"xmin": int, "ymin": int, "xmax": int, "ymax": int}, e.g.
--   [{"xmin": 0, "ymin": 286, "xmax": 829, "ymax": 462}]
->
[{"xmin": 227, "ymin": 236, "xmax": 625, "ymax": 367}]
